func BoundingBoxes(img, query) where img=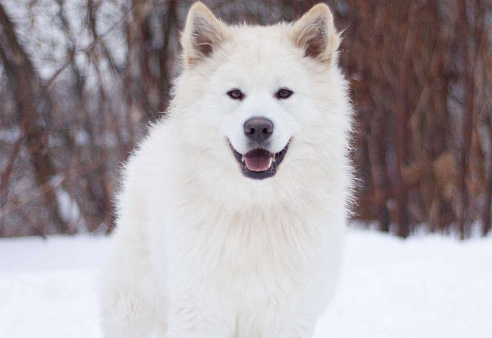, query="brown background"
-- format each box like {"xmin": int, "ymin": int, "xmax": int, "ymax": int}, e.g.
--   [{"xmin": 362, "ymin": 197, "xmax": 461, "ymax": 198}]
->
[{"xmin": 0, "ymin": 0, "xmax": 490, "ymax": 239}]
